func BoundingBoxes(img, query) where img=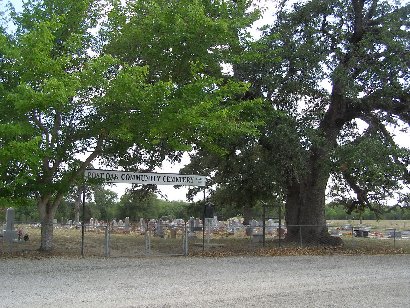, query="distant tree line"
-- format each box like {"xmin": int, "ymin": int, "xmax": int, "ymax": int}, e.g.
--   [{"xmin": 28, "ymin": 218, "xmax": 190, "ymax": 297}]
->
[
  {"xmin": 0, "ymin": 188, "xmax": 202, "ymax": 224},
  {"xmin": 325, "ymin": 202, "xmax": 410, "ymax": 221},
  {"xmin": 2, "ymin": 191, "xmax": 410, "ymax": 224}
]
